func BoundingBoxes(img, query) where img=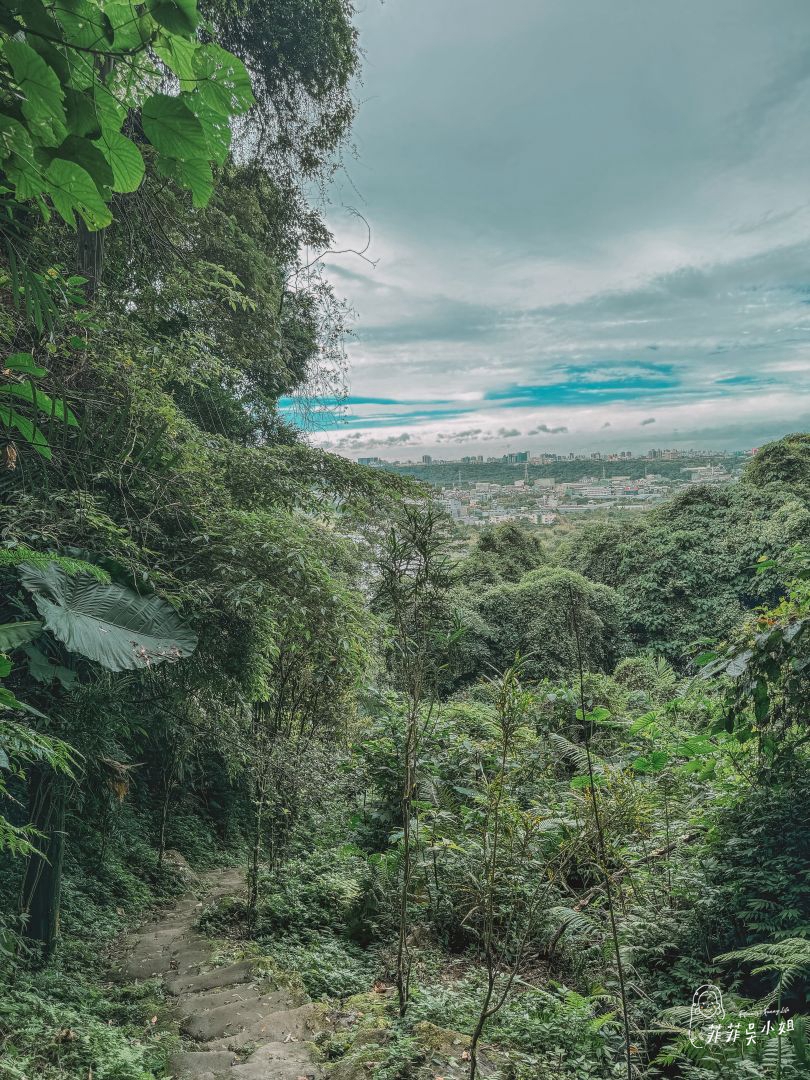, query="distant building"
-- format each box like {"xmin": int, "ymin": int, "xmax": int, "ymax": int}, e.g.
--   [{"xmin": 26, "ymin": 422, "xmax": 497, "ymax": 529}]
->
[
  {"xmin": 422, "ymin": 454, "xmax": 432, "ymax": 464},
  {"xmin": 357, "ymin": 456, "xmax": 381, "ymax": 466}
]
